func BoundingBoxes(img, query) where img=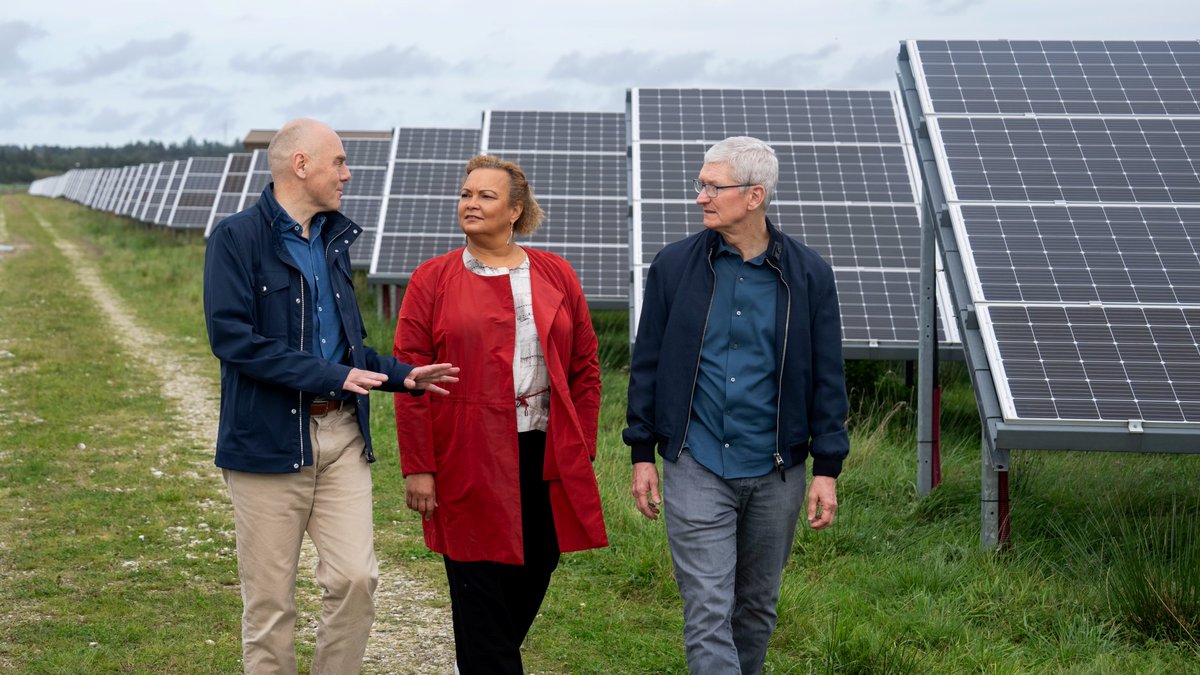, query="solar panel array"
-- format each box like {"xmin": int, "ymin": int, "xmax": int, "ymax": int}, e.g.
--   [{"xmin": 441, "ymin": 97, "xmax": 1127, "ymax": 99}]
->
[
  {"xmin": 369, "ymin": 127, "xmax": 480, "ymax": 283},
  {"xmin": 205, "ymin": 153, "xmax": 252, "ymax": 236},
  {"xmin": 901, "ymin": 39, "xmax": 1200, "ymax": 450},
  {"xmin": 481, "ymin": 110, "xmax": 629, "ymax": 308},
  {"xmin": 629, "ymin": 87, "xmax": 960, "ymax": 357}
]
